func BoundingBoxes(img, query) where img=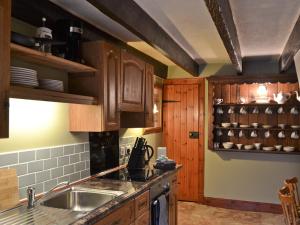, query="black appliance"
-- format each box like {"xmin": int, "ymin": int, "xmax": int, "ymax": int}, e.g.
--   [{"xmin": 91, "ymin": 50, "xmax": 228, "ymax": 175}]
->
[
  {"xmin": 53, "ymin": 20, "xmax": 83, "ymax": 62},
  {"xmin": 127, "ymin": 137, "xmax": 154, "ymax": 170},
  {"xmin": 89, "ymin": 131, "xmax": 119, "ymax": 176}
]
